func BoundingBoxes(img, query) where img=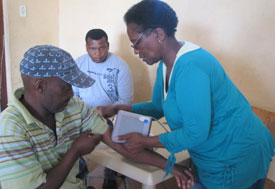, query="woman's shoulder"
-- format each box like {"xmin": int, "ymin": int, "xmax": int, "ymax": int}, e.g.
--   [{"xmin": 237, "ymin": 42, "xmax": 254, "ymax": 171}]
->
[{"xmin": 177, "ymin": 46, "xmax": 220, "ymax": 71}]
